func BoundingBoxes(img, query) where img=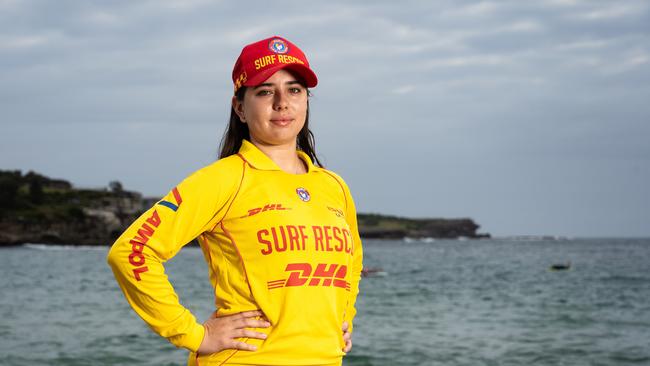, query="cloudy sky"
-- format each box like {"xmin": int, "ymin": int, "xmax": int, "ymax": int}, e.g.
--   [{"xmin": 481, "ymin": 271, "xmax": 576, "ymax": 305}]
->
[{"xmin": 1, "ymin": 0, "xmax": 649, "ymax": 237}]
